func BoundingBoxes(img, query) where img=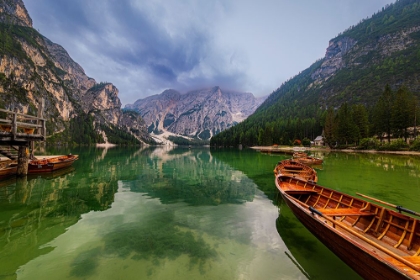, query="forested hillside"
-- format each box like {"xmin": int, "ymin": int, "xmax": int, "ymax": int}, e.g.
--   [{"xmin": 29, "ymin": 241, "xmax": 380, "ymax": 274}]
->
[{"xmin": 211, "ymin": 0, "xmax": 420, "ymax": 147}]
